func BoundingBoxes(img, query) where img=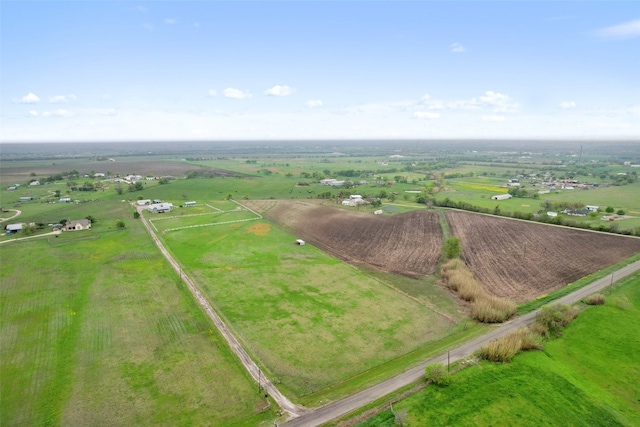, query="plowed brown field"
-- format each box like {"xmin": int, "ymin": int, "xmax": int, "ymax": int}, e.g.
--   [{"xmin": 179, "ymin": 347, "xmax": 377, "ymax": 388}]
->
[
  {"xmin": 245, "ymin": 200, "xmax": 443, "ymax": 277},
  {"xmin": 446, "ymin": 211, "xmax": 640, "ymax": 302}
]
